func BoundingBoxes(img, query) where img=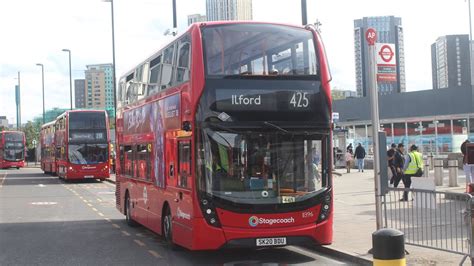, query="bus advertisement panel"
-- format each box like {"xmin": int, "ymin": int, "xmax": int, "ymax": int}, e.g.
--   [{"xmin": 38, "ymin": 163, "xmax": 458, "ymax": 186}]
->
[
  {"xmin": 116, "ymin": 21, "xmax": 333, "ymax": 250},
  {"xmin": 0, "ymin": 131, "xmax": 26, "ymax": 169}
]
